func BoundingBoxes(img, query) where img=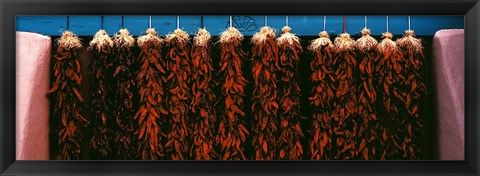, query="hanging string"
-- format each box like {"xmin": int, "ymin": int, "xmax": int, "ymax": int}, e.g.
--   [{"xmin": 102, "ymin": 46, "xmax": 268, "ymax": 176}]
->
[
  {"xmin": 386, "ymin": 16, "xmax": 389, "ymax": 32},
  {"xmin": 121, "ymin": 16, "xmax": 124, "ymax": 29},
  {"xmin": 149, "ymin": 16, "xmax": 152, "ymax": 29},
  {"xmin": 177, "ymin": 16, "xmax": 180, "ymax": 29},
  {"xmin": 101, "ymin": 16, "xmax": 104, "ymax": 30},
  {"xmin": 201, "ymin": 16, "xmax": 204, "ymax": 28},
  {"xmin": 408, "ymin": 16, "xmax": 411, "ymax": 30},
  {"xmin": 343, "ymin": 16, "xmax": 346, "ymax": 33},
  {"xmin": 364, "ymin": 16, "xmax": 367, "ymax": 28},
  {"xmin": 324, "ymin": 16, "xmax": 327, "ymax": 31},
  {"xmin": 66, "ymin": 16, "xmax": 70, "ymax": 30},
  {"xmin": 286, "ymin": 16, "xmax": 289, "ymax": 26},
  {"xmin": 229, "ymin": 16, "xmax": 232, "ymax": 28},
  {"xmin": 265, "ymin": 16, "xmax": 268, "ymax": 26}
]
